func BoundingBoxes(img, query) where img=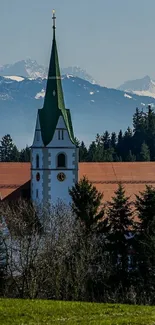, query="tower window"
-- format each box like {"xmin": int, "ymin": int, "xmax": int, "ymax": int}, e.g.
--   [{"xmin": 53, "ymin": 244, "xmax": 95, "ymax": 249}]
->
[
  {"xmin": 36, "ymin": 189, "xmax": 39, "ymax": 199},
  {"xmin": 36, "ymin": 154, "xmax": 39, "ymax": 169},
  {"xmin": 57, "ymin": 153, "xmax": 66, "ymax": 168},
  {"xmin": 58, "ymin": 129, "xmax": 64, "ymax": 140}
]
